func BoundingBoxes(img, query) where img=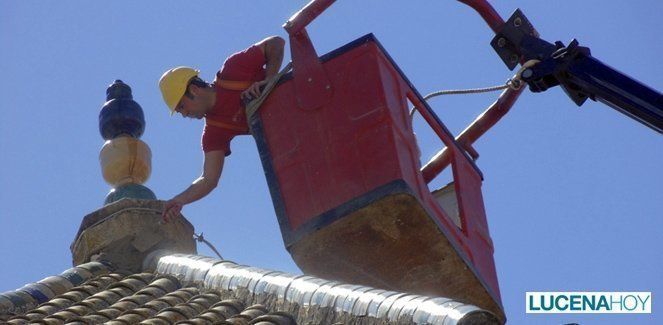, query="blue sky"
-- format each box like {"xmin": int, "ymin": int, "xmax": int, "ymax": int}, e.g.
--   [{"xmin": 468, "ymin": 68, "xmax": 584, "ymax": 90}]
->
[{"xmin": 1, "ymin": 1, "xmax": 661, "ymax": 324}]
